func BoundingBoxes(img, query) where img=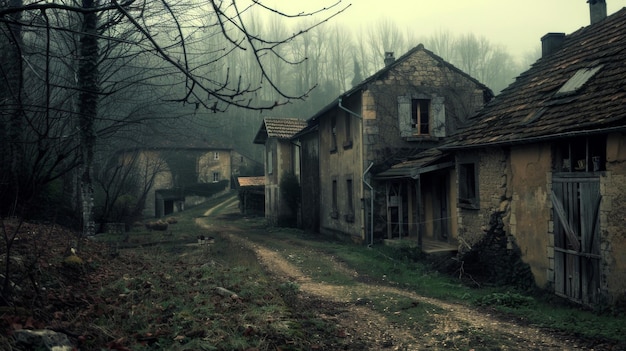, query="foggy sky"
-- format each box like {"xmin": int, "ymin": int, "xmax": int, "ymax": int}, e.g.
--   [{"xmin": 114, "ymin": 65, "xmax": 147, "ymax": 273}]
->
[{"xmin": 264, "ymin": 0, "xmax": 626, "ymax": 60}]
